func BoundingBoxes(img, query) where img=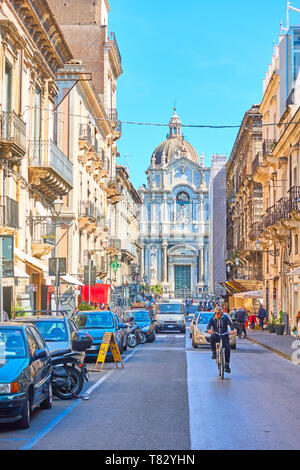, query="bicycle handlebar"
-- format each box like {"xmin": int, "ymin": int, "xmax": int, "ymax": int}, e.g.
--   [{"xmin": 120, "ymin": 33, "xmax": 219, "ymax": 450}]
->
[{"xmin": 213, "ymin": 331, "xmax": 229, "ymax": 335}]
